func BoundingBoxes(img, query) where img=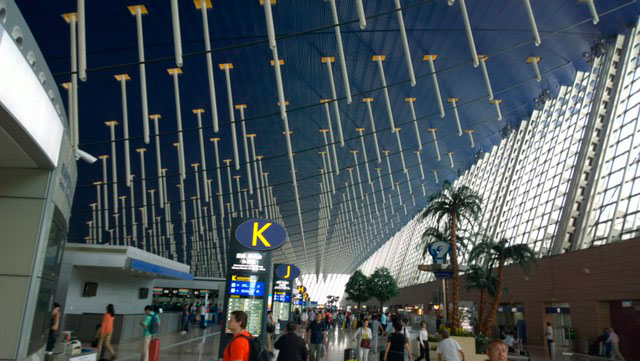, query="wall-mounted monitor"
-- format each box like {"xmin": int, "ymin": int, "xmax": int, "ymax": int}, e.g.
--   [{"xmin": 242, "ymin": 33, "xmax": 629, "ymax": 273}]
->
[
  {"xmin": 82, "ymin": 282, "xmax": 98, "ymax": 297},
  {"xmin": 139, "ymin": 288, "xmax": 149, "ymax": 299}
]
